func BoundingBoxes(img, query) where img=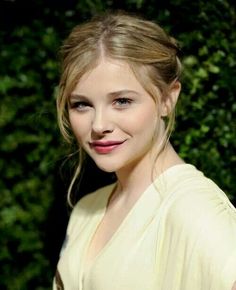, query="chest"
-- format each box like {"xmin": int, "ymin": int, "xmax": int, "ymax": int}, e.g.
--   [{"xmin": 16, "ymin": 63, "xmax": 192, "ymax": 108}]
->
[
  {"xmin": 85, "ymin": 205, "xmax": 132, "ymax": 269},
  {"xmin": 82, "ymin": 218, "xmax": 159, "ymax": 290},
  {"xmin": 57, "ymin": 185, "xmax": 165, "ymax": 289},
  {"xmin": 58, "ymin": 204, "xmax": 161, "ymax": 290}
]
